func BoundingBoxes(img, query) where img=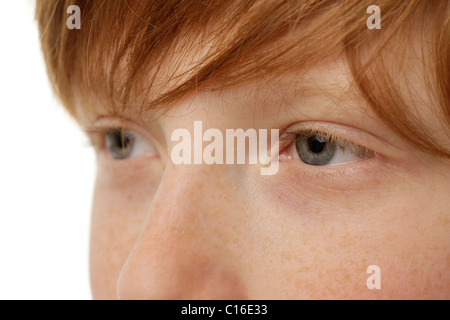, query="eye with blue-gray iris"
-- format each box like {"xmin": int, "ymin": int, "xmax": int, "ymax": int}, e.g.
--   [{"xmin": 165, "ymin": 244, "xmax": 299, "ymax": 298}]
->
[{"xmin": 295, "ymin": 133, "xmax": 337, "ymax": 166}]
